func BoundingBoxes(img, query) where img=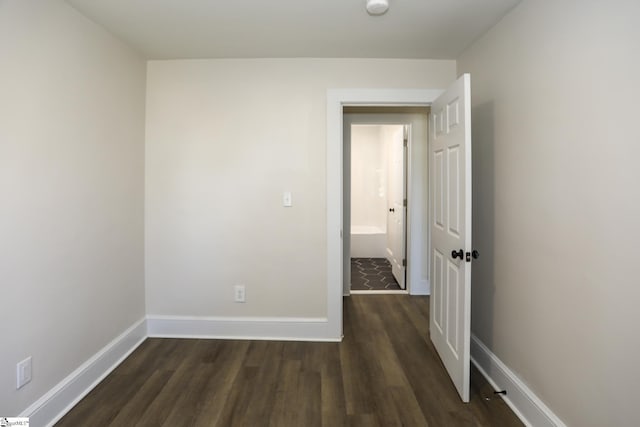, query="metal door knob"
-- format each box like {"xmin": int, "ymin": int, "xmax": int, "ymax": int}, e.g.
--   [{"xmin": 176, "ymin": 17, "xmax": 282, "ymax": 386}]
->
[
  {"xmin": 389, "ymin": 208, "xmax": 395, "ymax": 212},
  {"xmin": 451, "ymin": 249, "xmax": 464, "ymax": 259}
]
